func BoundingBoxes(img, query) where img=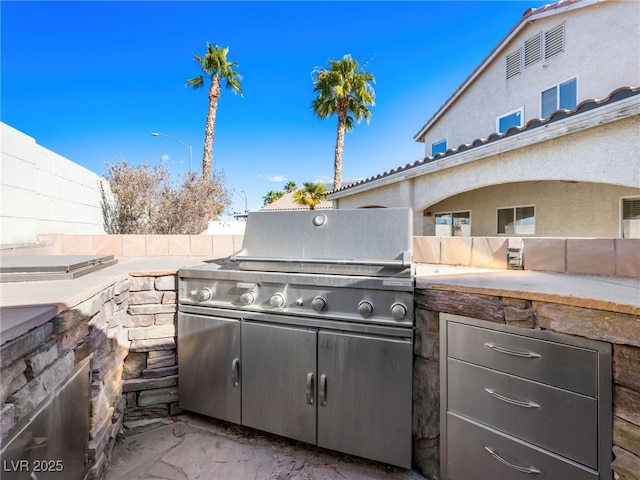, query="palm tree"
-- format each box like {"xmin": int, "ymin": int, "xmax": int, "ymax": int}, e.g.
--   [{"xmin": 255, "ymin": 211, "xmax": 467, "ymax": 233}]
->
[
  {"xmin": 292, "ymin": 182, "xmax": 327, "ymax": 210},
  {"xmin": 262, "ymin": 190, "xmax": 285, "ymax": 206},
  {"xmin": 311, "ymin": 54, "xmax": 375, "ymax": 190},
  {"xmin": 283, "ymin": 181, "xmax": 297, "ymax": 193},
  {"xmin": 186, "ymin": 43, "xmax": 243, "ymax": 181}
]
